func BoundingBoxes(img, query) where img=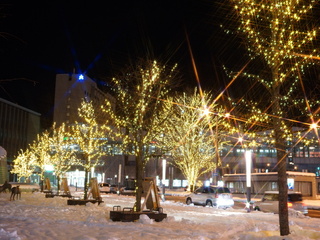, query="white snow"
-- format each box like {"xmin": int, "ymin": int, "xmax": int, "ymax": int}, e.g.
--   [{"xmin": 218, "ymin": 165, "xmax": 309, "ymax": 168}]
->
[{"xmin": 0, "ymin": 189, "xmax": 320, "ymax": 240}]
